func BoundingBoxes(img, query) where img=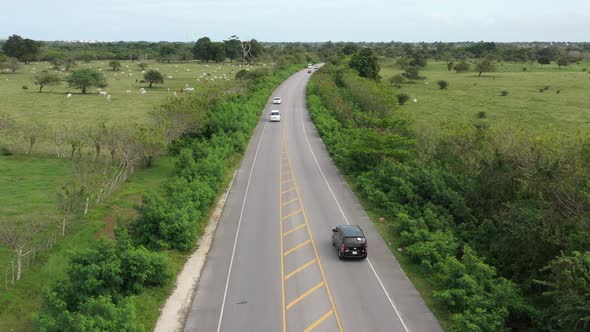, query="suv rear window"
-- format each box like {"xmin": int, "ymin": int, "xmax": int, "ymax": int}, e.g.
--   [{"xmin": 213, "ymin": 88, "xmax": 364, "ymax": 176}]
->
[
  {"xmin": 271, "ymin": 111, "xmax": 279, "ymax": 115},
  {"xmin": 343, "ymin": 237, "xmax": 366, "ymax": 245}
]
